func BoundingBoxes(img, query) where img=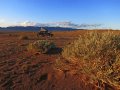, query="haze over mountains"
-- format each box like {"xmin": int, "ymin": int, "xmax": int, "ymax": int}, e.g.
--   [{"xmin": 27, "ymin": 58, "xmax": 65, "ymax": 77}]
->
[
  {"xmin": 0, "ymin": 21, "xmax": 106, "ymax": 31},
  {"xmin": 17, "ymin": 21, "xmax": 103, "ymax": 29}
]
